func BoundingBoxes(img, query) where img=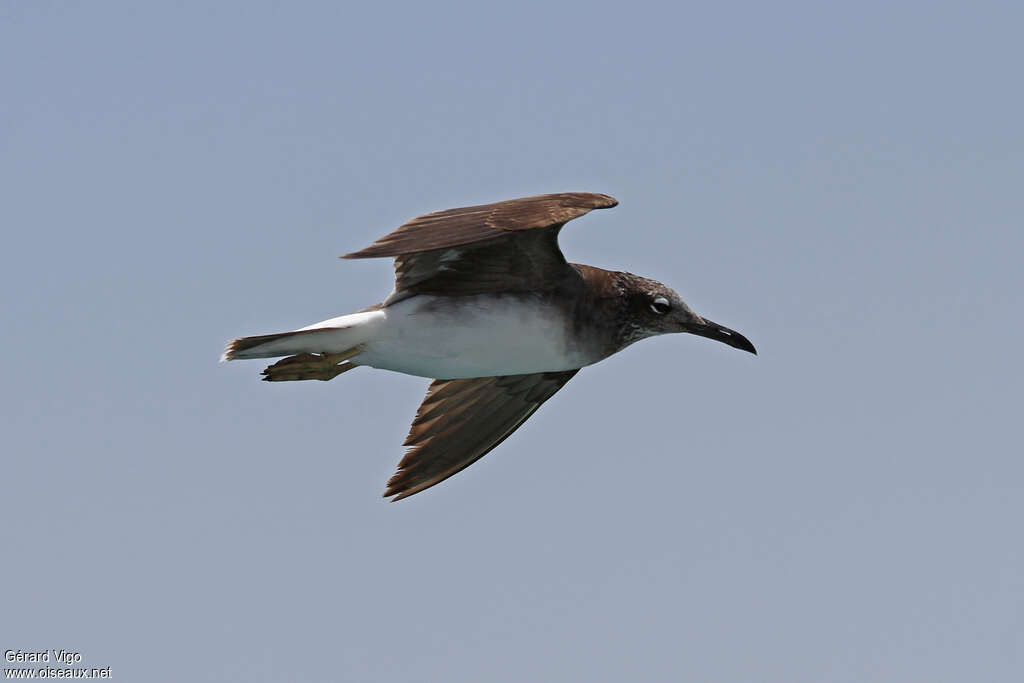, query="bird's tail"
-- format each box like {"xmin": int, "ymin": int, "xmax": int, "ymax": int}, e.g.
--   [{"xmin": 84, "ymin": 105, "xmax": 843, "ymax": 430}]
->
[
  {"xmin": 221, "ymin": 328, "xmax": 346, "ymax": 361},
  {"xmin": 221, "ymin": 309, "xmax": 384, "ymax": 362},
  {"xmin": 222, "ymin": 330, "xmax": 364, "ymax": 382},
  {"xmin": 222, "ymin": 309, "xmax": 384, "ymax": 380}
]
